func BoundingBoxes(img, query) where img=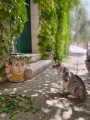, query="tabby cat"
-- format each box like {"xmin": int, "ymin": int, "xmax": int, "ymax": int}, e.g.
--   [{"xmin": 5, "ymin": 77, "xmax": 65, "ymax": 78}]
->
[{"xmin": 53, "ymin": 62, "xmax": 87, "ymax": 99}]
